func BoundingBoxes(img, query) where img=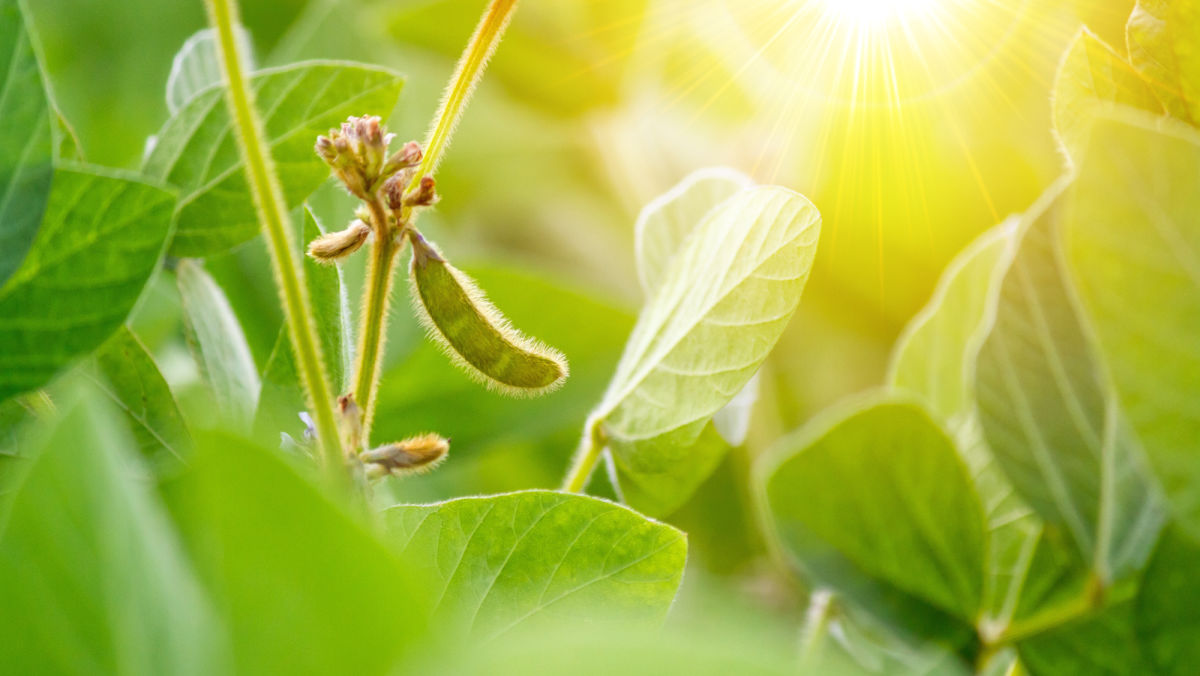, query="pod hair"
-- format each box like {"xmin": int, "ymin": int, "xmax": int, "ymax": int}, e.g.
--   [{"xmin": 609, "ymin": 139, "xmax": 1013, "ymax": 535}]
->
[{"xmin": 407, "ymin": 232, "xmax": 568, "ymax": 397}]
